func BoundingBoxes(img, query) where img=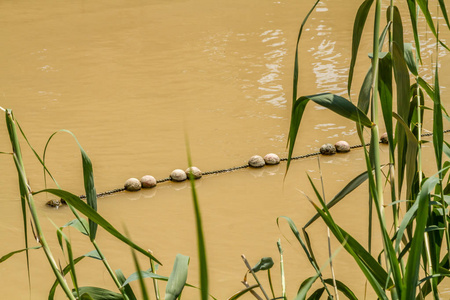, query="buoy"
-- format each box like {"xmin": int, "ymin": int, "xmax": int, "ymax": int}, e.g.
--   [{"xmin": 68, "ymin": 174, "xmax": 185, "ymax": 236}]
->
[
  {"xmin": 185, "ymin": 167, "xmax": 202, "ymax": 179},
  {"xmin": 141, "ymin": 175, "xmax": 157, "ymax": 188},
  {"xmin": 248, "ymin": 155, "xmax": 265, "ymax": 168},
  {"xmin": 335, "ymin": 141, "xmax": 350, "ymax": 153},
  {"xmin": 264, "ymin": 153, "xmax": 280, "ymax": 165},
  {"xmin": 320, "ymin": 144, "xmax": 336, "ymax": 155},
  {"xmin": 380, "ymin": 132, "xmax": 388, "ymax": 144},
  {"xmin": 170, "ymin": 169, "xmax": 187, "ymax": 182},
  {"xmin": 125, "ymin": 178, "xmax": 141, "ymax": 191}
]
